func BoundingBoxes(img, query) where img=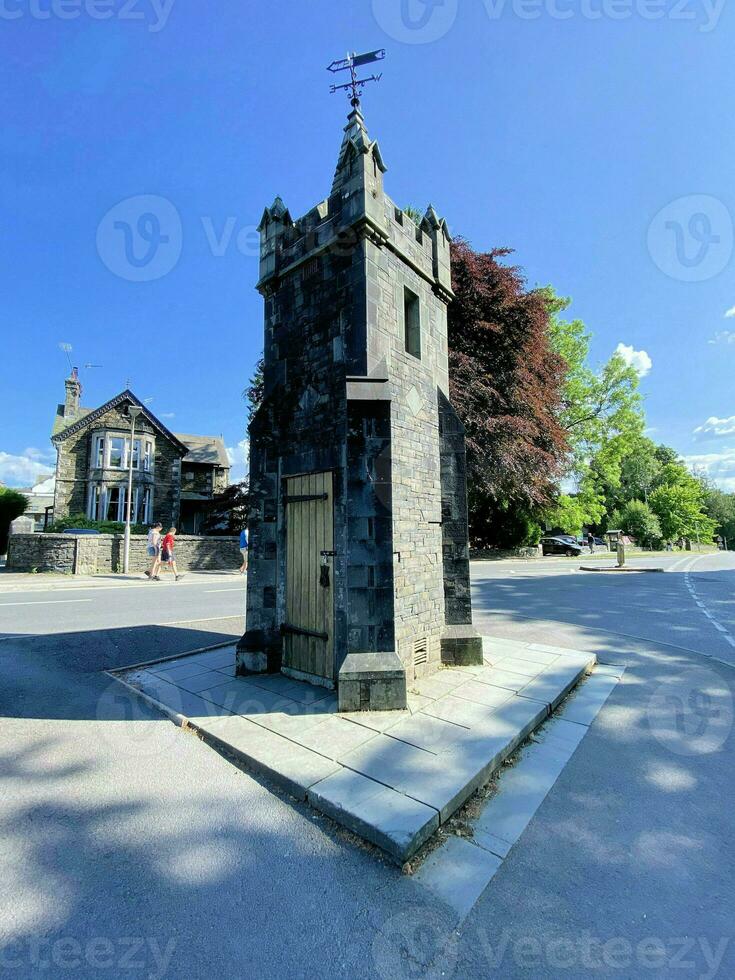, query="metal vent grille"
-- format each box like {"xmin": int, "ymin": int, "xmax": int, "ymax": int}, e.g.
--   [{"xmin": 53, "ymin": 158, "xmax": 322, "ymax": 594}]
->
[{"xmin": 413, "ymin": 638, "xmax": 428, "ymax": 667}]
